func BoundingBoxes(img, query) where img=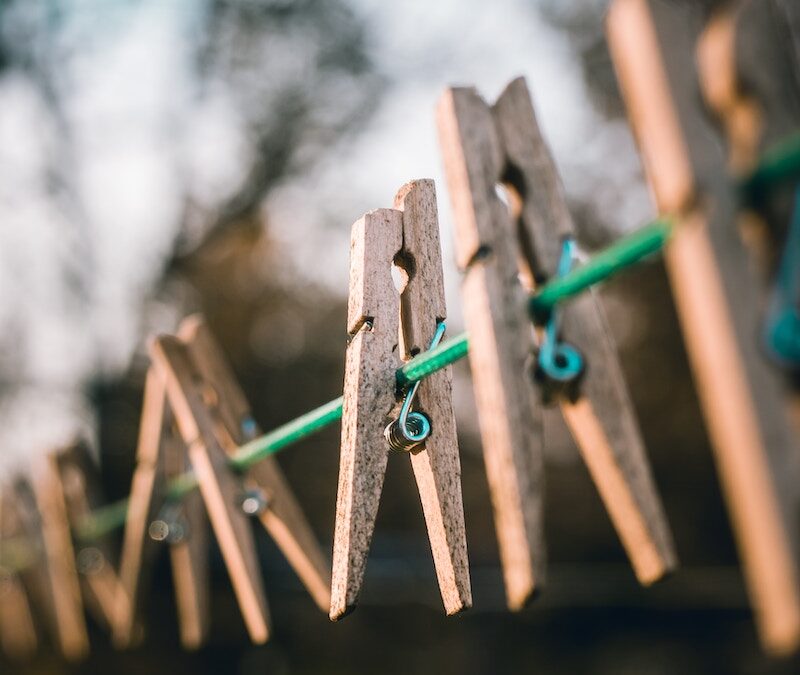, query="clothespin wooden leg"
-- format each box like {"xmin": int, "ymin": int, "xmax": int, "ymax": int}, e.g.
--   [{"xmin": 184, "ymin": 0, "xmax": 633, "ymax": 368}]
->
[
  {"xmin": 30, "ymin": 456, "xmax": 90, "ymax": 661},
  {"xmin": 178, "ymin": 315, "xmax": 332, "ymax": 613},
  {"xmin": 394, "ymin": 179, "xmax": 472, "ymax": 615},
  {"xmin": 151, "ymin": 336, "xmax": 271, "ymax": 644},
  {"xmin": 438, "ymin": 88, "xmax": 546, "ymax": 610},
  {"xmin": 492, "ymin": 76, "xmax": 676, "ymax": 584},
  {"xmin": 607, "ymin": 0, "xmax": 800, "ymax": 653},
  {"xmin": 331, "ymin": 208, "xmax": 403, "ymax": 620}
]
